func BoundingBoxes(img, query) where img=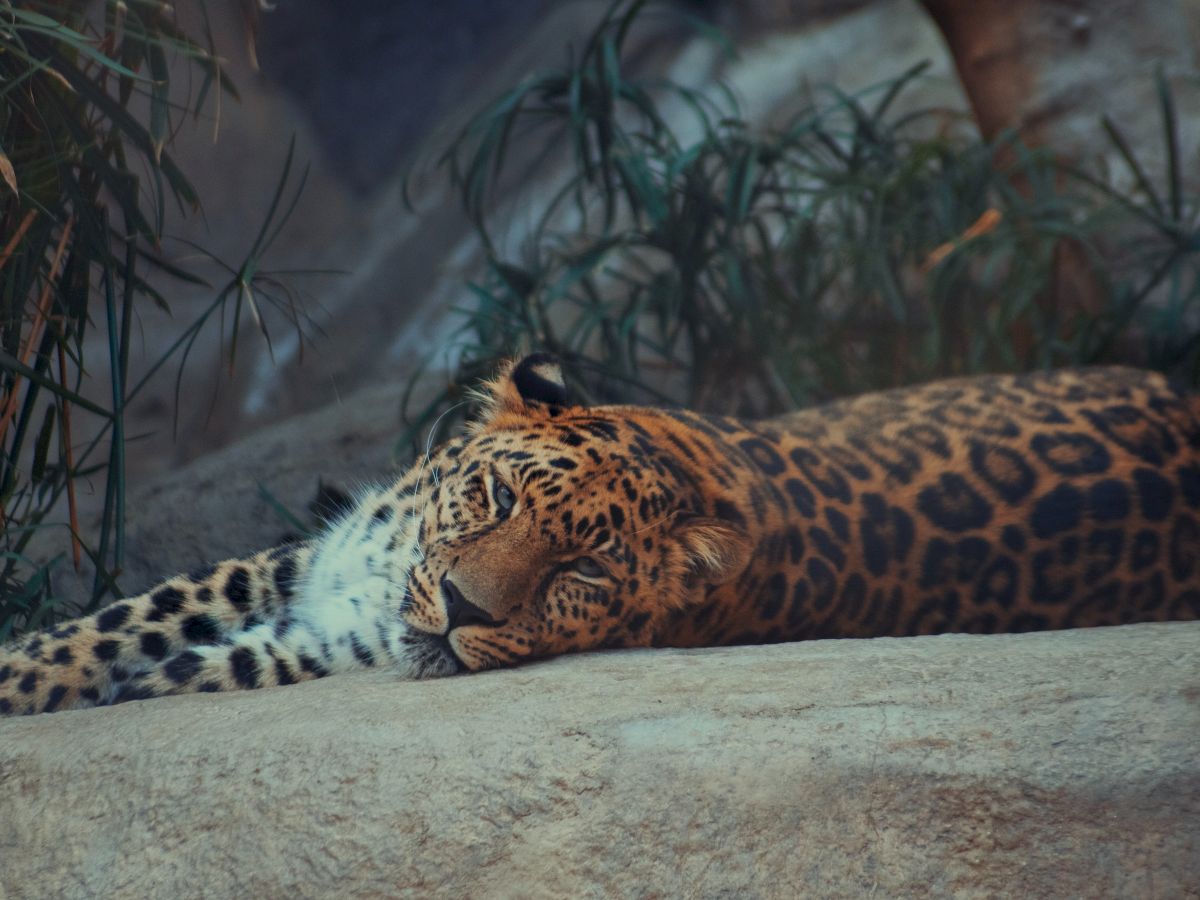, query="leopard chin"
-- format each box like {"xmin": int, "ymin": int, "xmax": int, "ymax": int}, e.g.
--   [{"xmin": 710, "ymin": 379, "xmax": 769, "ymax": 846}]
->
[{"xmin": 395, "ymin": 630, "xmax": 465, "ymax": 679}]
